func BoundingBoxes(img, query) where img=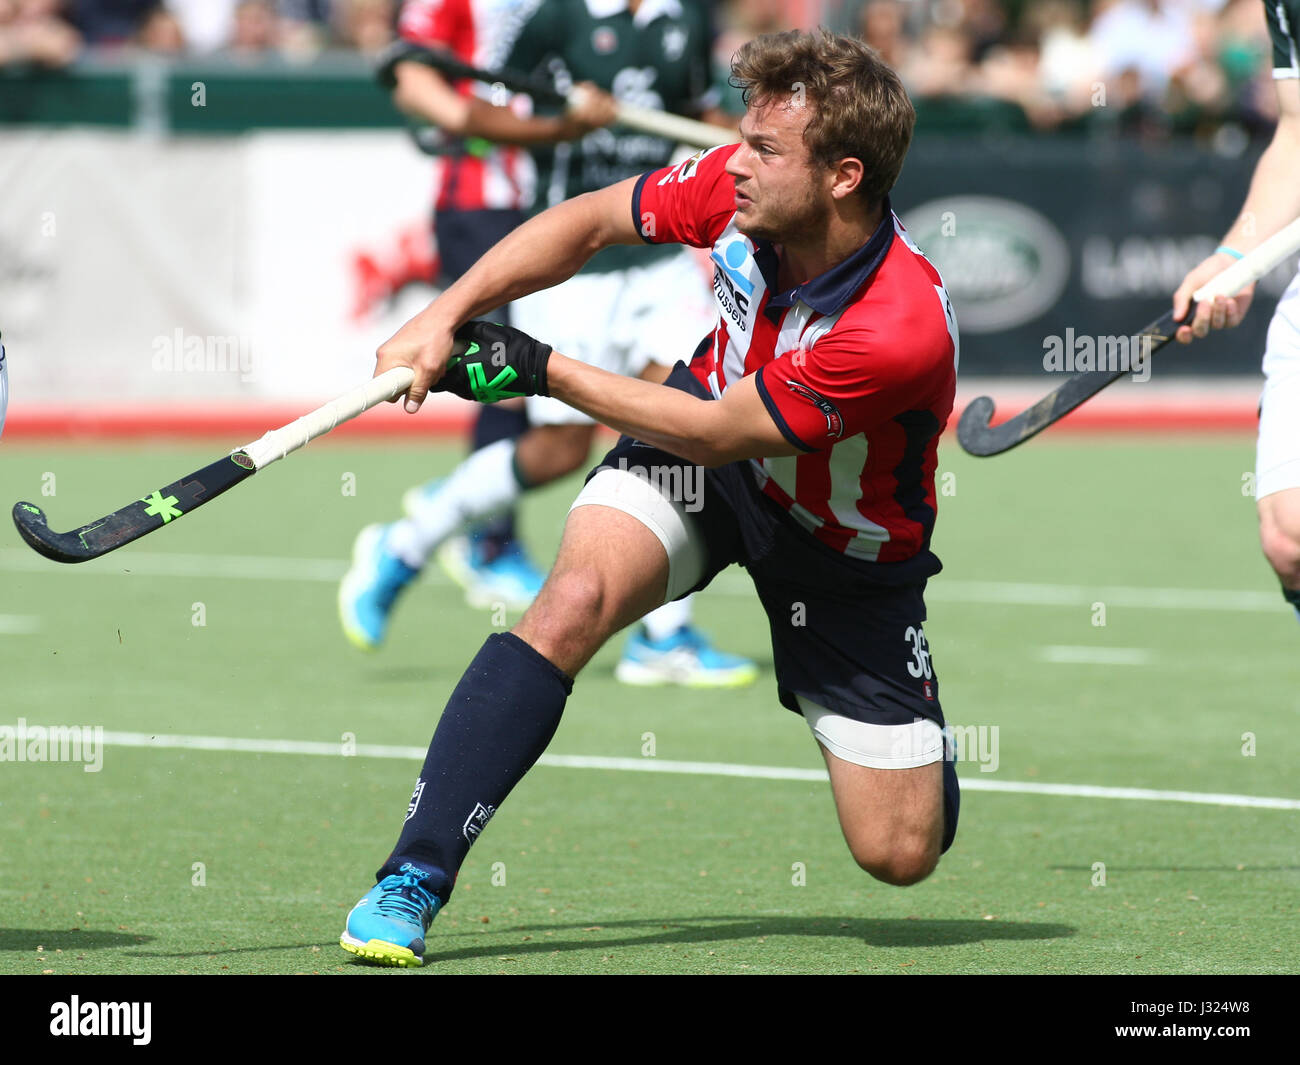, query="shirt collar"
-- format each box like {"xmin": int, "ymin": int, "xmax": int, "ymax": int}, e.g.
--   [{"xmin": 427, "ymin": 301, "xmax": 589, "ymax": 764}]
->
[{"xmin": 761, "ymin": 197, "xmax": 896, "ymax": 320}]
